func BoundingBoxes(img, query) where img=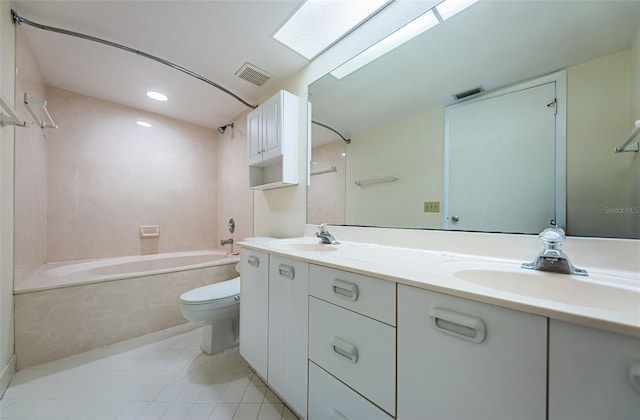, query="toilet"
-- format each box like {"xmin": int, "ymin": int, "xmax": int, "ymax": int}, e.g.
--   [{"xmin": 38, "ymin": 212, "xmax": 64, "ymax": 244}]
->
[
  {"xmin": 180, "ymin": 237, "xmax": 273, "ymax": 354},
  {"xmin": 180, "ymin": 277, "xmax": 241, "ymax": 354}
]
